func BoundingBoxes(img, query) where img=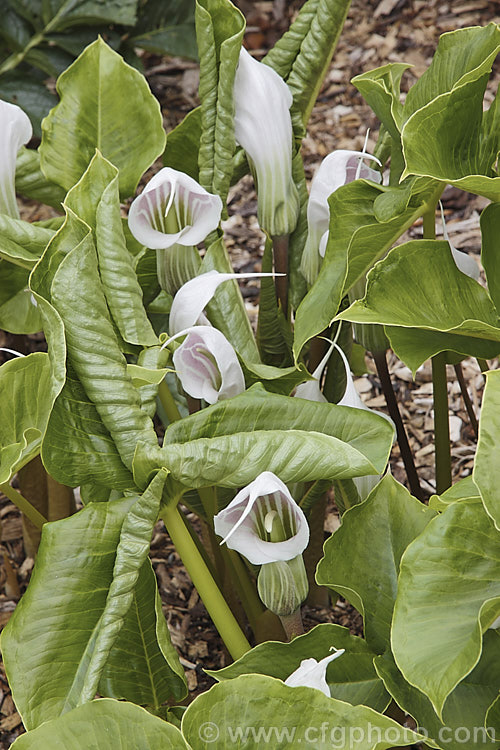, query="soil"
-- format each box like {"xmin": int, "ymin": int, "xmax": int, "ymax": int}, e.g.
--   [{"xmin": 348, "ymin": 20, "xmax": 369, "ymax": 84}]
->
[{"xmin": 1, "ymin": 0, "xmax": 499, "ymax": 745}]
